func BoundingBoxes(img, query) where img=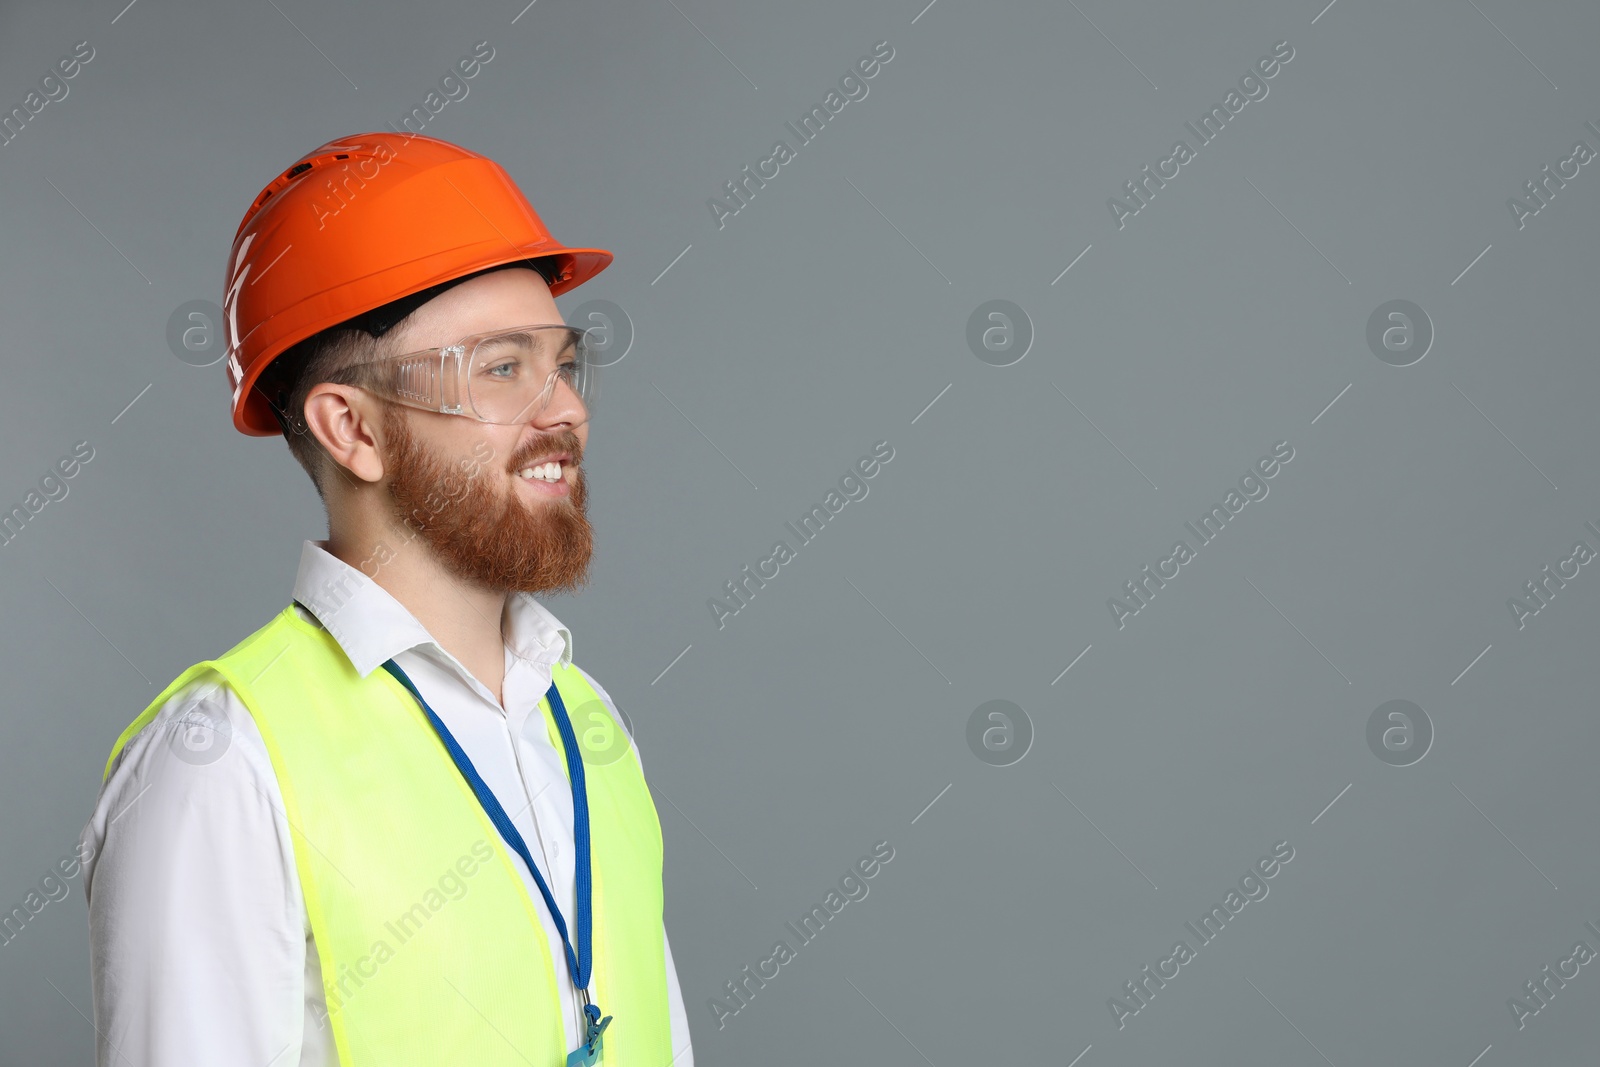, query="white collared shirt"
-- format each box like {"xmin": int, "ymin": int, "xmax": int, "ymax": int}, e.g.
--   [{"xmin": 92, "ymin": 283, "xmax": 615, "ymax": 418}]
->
[{"xmin": 78, "ymin": 539, "xmax": 693, "ymax": 1067}]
